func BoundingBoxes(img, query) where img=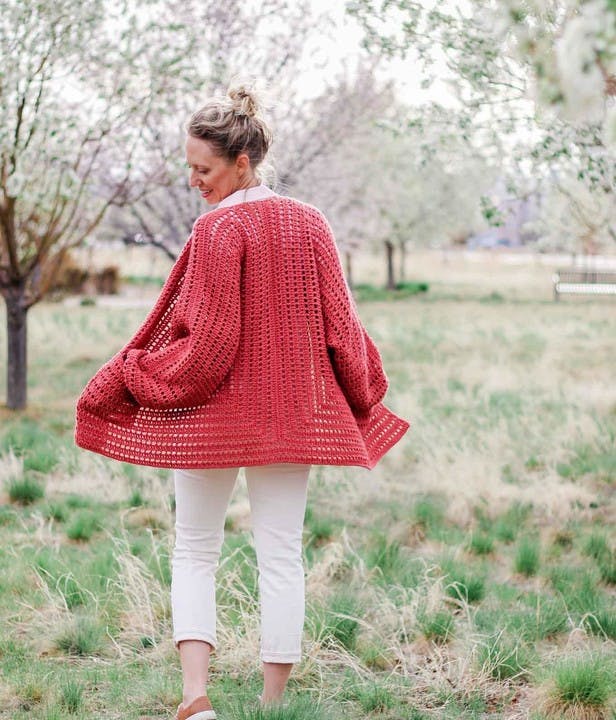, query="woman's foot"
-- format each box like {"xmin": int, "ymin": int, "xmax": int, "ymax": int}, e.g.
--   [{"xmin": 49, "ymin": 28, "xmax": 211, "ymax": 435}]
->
[{"xmin": 175, "ymin": 695, "xmax": 216, "ymax": 720}]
